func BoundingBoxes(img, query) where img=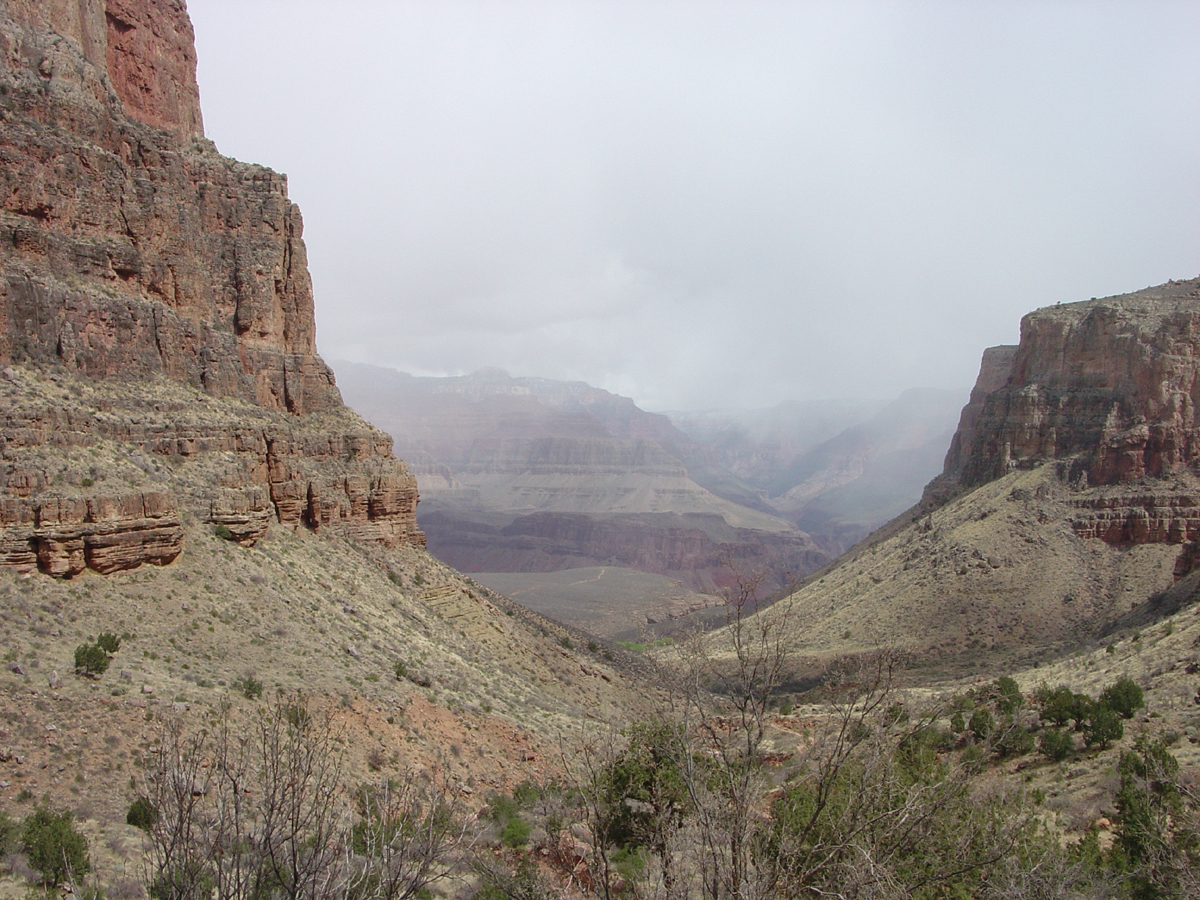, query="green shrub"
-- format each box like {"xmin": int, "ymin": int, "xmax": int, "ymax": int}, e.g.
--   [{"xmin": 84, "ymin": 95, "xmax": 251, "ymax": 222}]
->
[
  {"xmin": 95, "ymin": 631, "xmax": 121, "ymax": 654},
  {"xmin": 1084, "ymin": 703, "xmax": 1124, "ymax": 750},
  {"xmin": 233, "ymin": 675, "xmax": 263, "ymax": 700},
  {"xmin": 1038, "ymin": 728, "xmax": 1074, "ymax": 761},
  {"xmin": 969, "ymin": 708, "xmax": 994, "ymax": 742},
  {"xmin": 486, "ymin": 793, "xmax": 520, "ymax": 824},
  {"xmin": 611, "ymin": 845, "xmax": 647, "ymax": 881},
  {"xmin": 1038, "ymin": 685, "xmax": 1077, "ymax": 727},
  {"xmin": 1100, "ymin": 676, "xmax": 1144, "ymax": 720},
  {"xmin": 74, "ymin": 642, "xmax": 109, "ymax": 677},
  {"xmin": 884, "ymin": 702, "xmax": 909, "ymax": 726},
  {"xmin": 213, "ymin": 524, "xmax": 235, "ymax": 541},
  {"xmin": 995, "ymin": 723, "xmax": 1035, "ymax": 758},
  {"xmin": 500, "ymin": 815, "xmax": 531, "ymax": 848},
  {"xmin": 994, "ymin": 676, "xmax": 1022, "ymax": 714},
  {"xmin": 472, "ymin": 857, "xmax": 551, "ymax": 900},
  {"xmin": 21, "ymin": 806, "xmax": 91, "ymax": 885},
  {"xmin": 0, "ymin": 811, "xmax": 17, "ymax": 855},
  {"xmin": 394, "ymin": 660, "xmax": 408, "ymax": 680},
  {"xmin": 126, "ymin": 797, "xmax": 159, "ymax": 831}
]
